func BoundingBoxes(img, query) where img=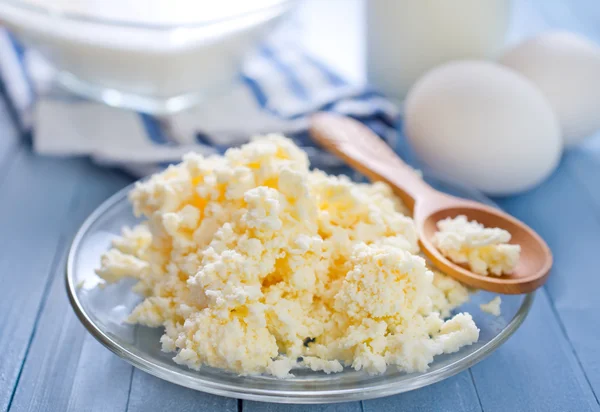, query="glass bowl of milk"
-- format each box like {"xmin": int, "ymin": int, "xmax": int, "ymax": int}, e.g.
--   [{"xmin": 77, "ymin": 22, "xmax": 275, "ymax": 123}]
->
[{"xmin": 0, "ymin": 0, "xmax": 297, "ymax": 114}]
